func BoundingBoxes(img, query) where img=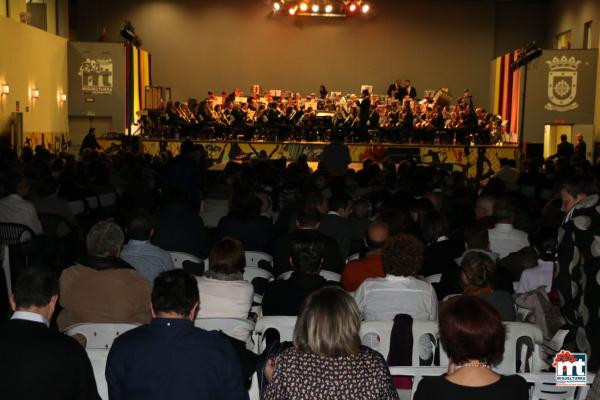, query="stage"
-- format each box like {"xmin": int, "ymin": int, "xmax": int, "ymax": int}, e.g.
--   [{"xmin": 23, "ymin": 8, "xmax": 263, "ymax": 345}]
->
[{"xmin": 98, "ymin": 137, "xmax": 520, "ymax": 179}]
